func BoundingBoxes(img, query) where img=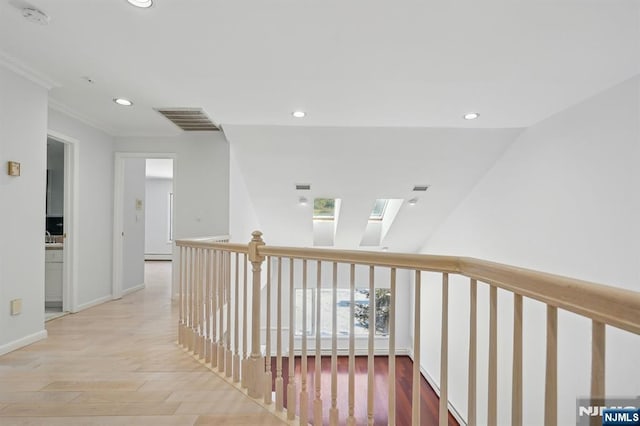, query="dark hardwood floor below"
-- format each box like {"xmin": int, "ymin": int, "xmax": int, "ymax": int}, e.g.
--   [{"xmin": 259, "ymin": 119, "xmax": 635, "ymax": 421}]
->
[{"xmin": 269, "ymin": 355, "xmax": 458, "ymax": 426}]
